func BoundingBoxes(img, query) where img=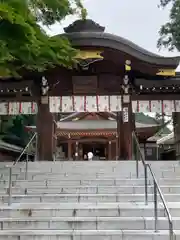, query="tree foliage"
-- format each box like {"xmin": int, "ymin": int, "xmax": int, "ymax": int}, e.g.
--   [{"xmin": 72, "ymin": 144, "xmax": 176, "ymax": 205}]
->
[
  {"xmin": 158, "ymin": 0, "xmax": 180, "ymax": 51},
  {"xmin": 0, "ymin": 0, "xmax": 87, "ymax": 76},
  {"xmin": 0, "ymin": 115, "xmax": 35, "ymax": 146}
]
